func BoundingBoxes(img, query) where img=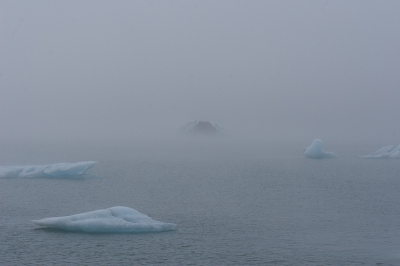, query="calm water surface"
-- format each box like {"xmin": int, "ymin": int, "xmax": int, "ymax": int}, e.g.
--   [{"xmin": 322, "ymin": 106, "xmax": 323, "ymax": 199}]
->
[{"xmin": 1, "ymin": 140, "xmax": 400, "ymax": 265}]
